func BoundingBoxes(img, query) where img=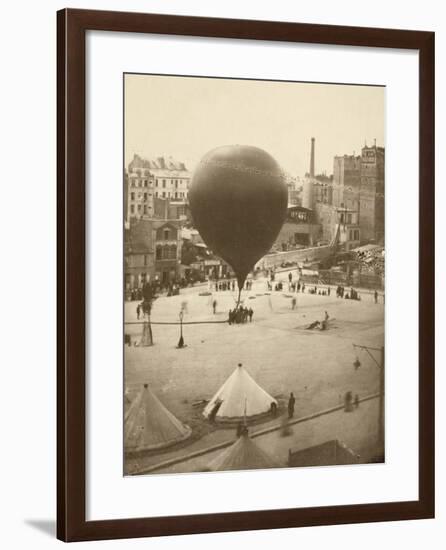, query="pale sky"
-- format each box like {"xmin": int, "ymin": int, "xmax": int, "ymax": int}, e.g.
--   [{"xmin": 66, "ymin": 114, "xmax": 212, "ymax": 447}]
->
[{"xmin": 125, "ymin": 74, "xmax": 384, "ymax": 176}]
